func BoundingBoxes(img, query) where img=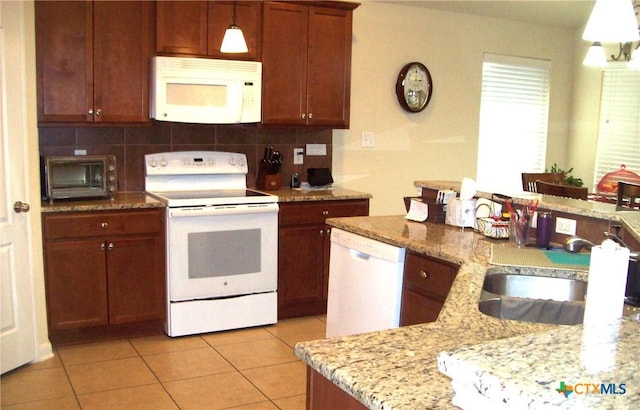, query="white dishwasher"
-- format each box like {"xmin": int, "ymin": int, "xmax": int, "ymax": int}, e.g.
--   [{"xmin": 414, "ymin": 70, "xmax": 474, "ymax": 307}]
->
[{"xmin": 326, "ymin": 228, "xmax": 406, "ymax": 337}]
